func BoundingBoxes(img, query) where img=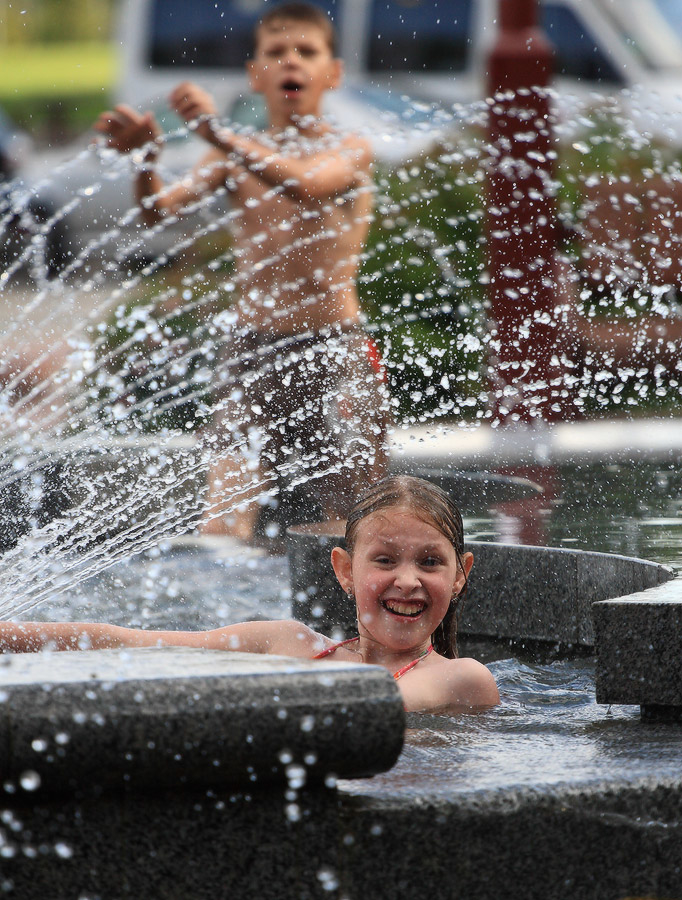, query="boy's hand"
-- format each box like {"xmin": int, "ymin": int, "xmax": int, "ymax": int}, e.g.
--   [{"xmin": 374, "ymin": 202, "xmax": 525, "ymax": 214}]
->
[
  {"xmin": 169, "ymin": 81, "xmax": 221, "ymax": 144},
  {"xmin": 94, "ymin": 104, "xmax": 161, "ymax": 160}
]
